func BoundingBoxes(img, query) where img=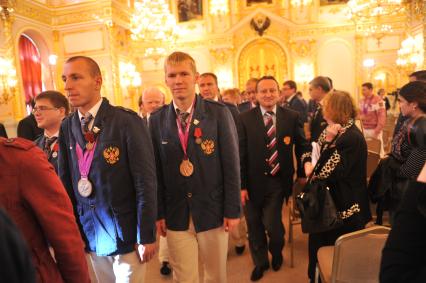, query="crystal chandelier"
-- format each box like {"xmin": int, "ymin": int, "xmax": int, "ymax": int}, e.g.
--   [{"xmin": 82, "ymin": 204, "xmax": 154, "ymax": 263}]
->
[
  {"xmin": 347, "ymin": 0, "xmax": 404, "ymax": 45},
  {"xmin": 396, "ymin": 35, "xmax": 424, "ymax": 74},
  {"xmin": 130, "ymin": 0, "xmax": 178, "ymax": 60}
]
